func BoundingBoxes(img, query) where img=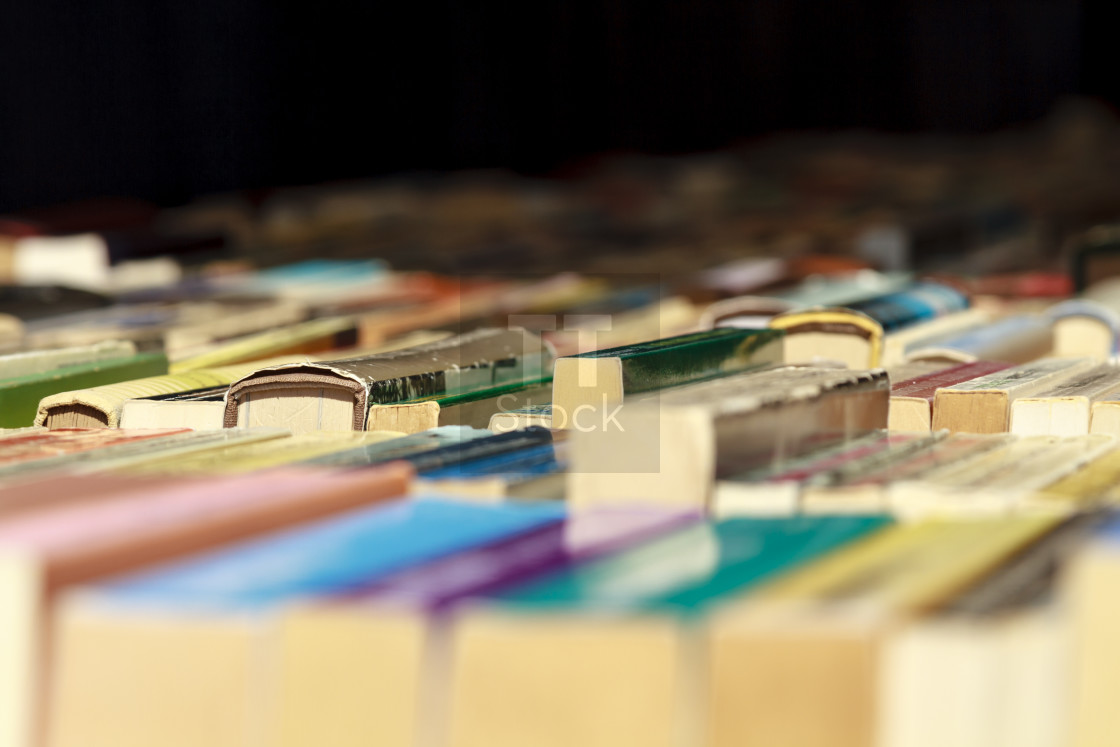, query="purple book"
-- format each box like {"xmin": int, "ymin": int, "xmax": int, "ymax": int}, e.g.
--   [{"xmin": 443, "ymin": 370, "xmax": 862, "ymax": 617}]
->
[{"xmin": 335, "ymin": 509, "xmax": 697, "ymax": 611}]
